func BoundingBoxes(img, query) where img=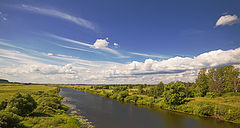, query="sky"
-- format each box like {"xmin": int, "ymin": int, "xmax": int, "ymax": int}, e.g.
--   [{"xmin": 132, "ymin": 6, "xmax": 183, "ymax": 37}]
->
[{"xmin": 0, "ymin": 0, "xmax": 240, "ymax": 84}]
